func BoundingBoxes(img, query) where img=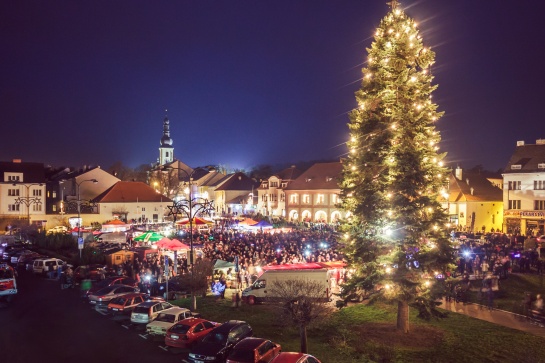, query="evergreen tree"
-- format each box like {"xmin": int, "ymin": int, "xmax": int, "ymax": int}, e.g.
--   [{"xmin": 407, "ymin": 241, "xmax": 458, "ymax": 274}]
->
[{"xmin": 339, "ymin": 1, "xmax": 455, "ymax": 333}]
